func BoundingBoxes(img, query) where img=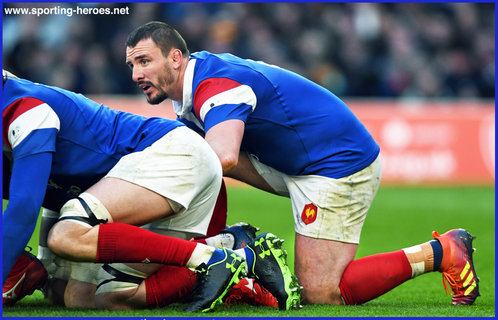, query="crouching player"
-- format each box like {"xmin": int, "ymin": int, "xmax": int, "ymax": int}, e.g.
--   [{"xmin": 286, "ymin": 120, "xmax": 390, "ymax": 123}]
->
[
  {"xmin": 2, "ymin": 71, "xmax": 300, "ymax": 311},
  {"xmin": 34, "ymin": 205, "xmax": 278, "ymax": 309},
  {"xmin": 4, "ymin": 211, "xmax": 278, "ymax": 309}
]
